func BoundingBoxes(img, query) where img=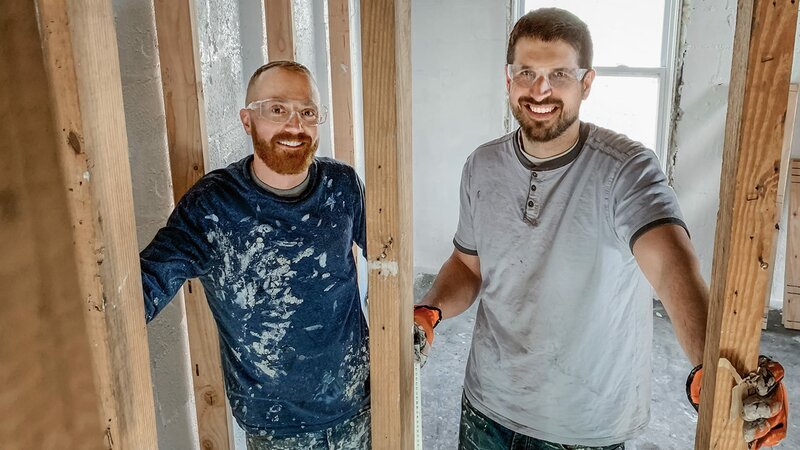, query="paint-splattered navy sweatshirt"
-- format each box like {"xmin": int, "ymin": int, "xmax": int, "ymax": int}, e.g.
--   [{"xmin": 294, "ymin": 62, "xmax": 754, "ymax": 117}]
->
[{"xmin": 140, "ymin": 155, "xmax": 370, "ymax": 437}]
